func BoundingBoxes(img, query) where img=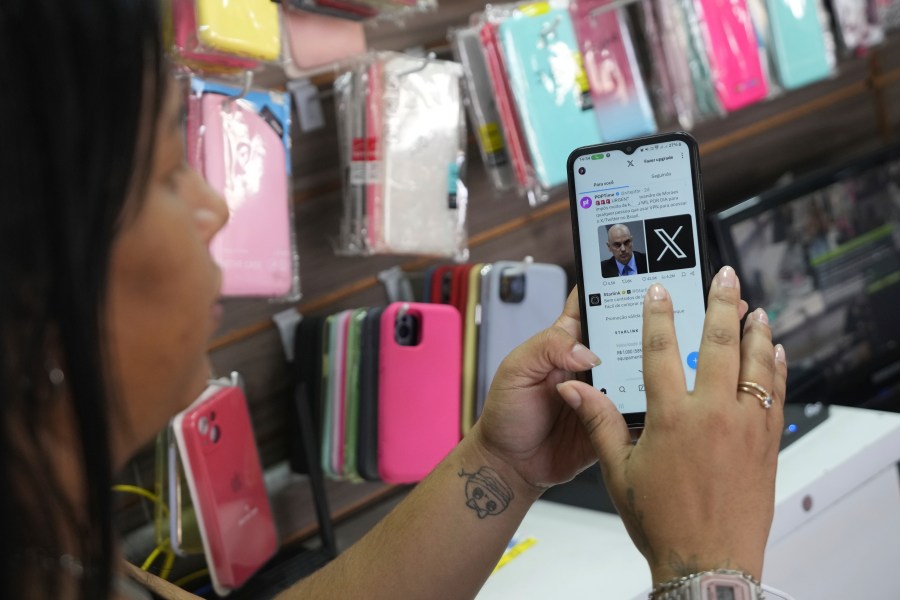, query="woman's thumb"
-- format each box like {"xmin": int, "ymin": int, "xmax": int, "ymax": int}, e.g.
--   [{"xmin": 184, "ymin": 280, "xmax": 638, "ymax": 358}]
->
[{"xmin": 556, "ymin": 380, "xmax": 632, "ymax": 470}]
